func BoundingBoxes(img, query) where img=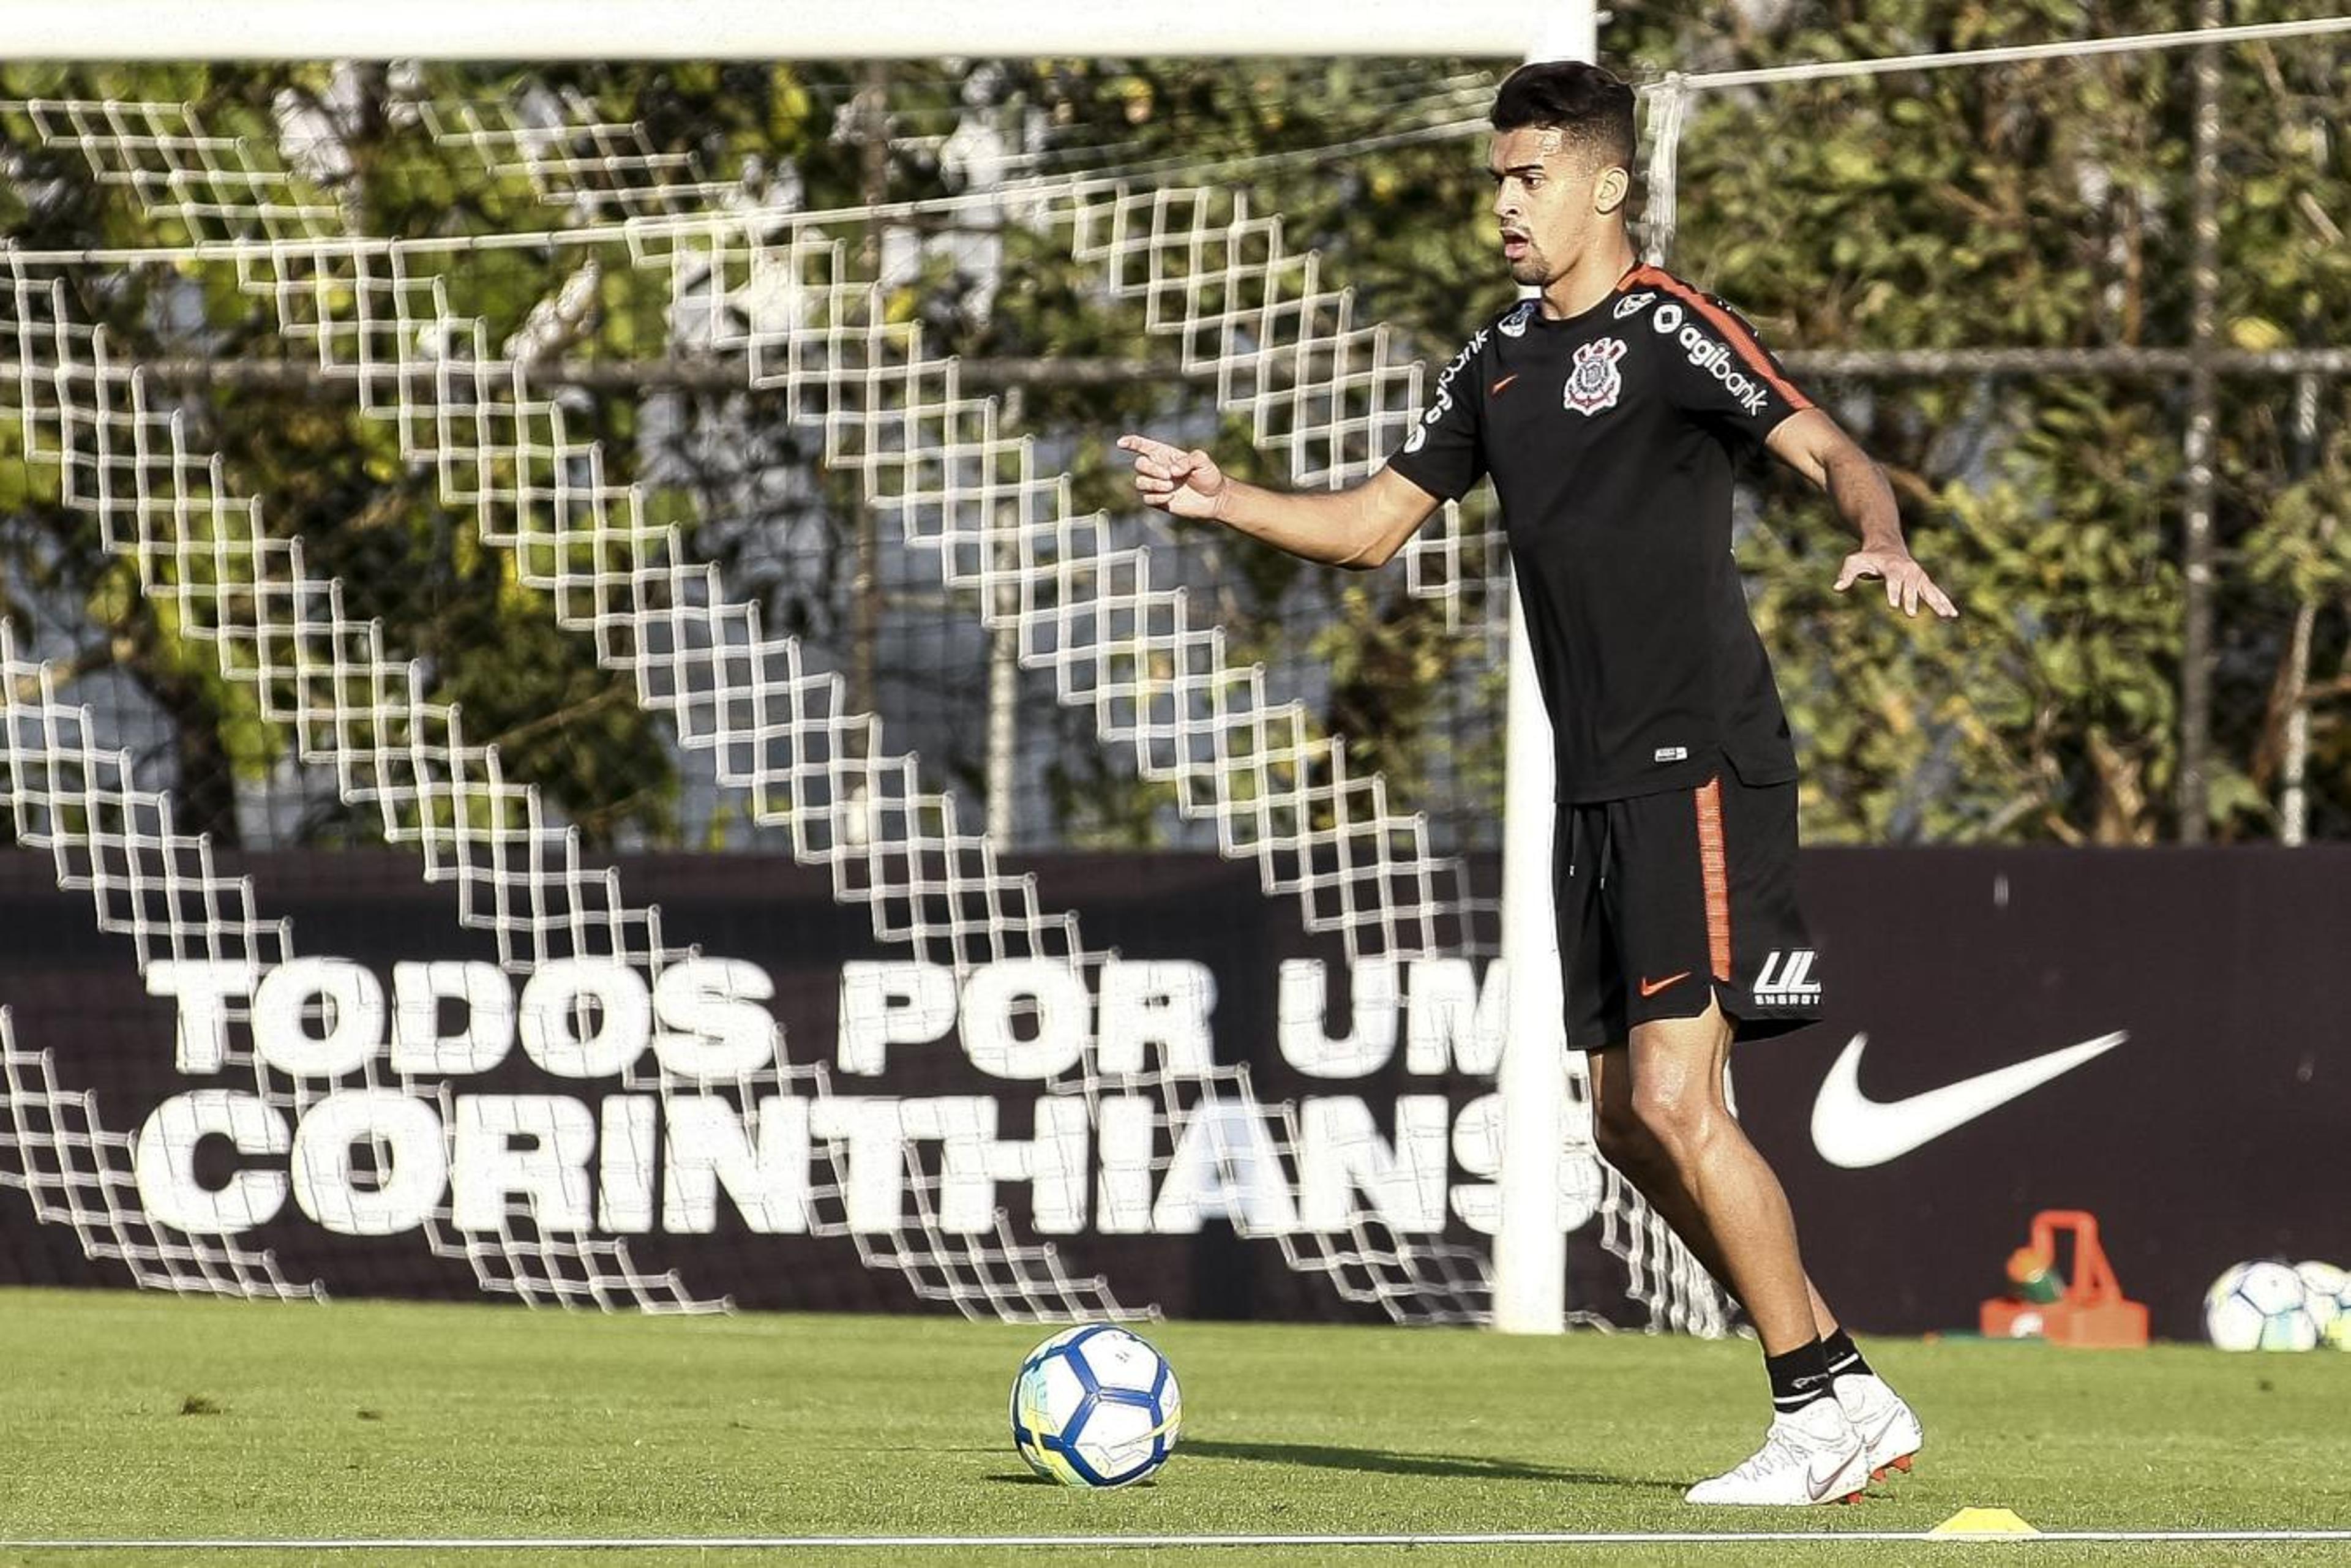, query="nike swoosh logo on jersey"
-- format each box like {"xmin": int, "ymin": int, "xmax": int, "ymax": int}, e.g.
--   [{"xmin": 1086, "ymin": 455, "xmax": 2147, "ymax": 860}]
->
[
  {"xmin": 1810, "ymin": 1030, "xmax": 2127, "ymax": 1169},
  {"xmin": 1489, "ymin": 373, "xmax": 1520, "ymax": 394},
  {"xmin": 1638, "ymin": 971, "xmax": 1691, "ymax": 999}
]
